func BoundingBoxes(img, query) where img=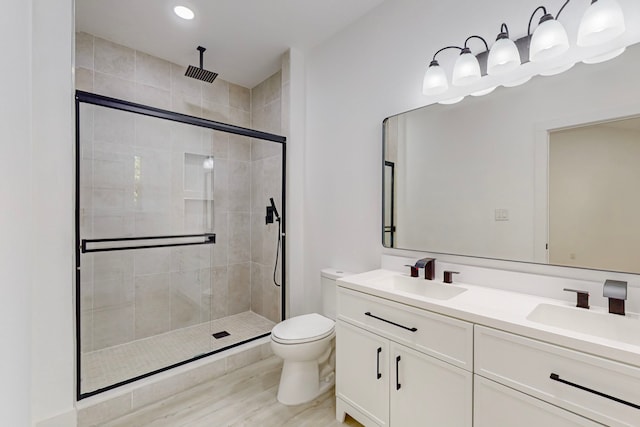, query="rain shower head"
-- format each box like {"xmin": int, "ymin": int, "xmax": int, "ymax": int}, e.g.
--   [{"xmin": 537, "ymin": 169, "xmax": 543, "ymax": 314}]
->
[{"xmin": 185, "ymin": 46, "xmax": 218, "ymax": 83}]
